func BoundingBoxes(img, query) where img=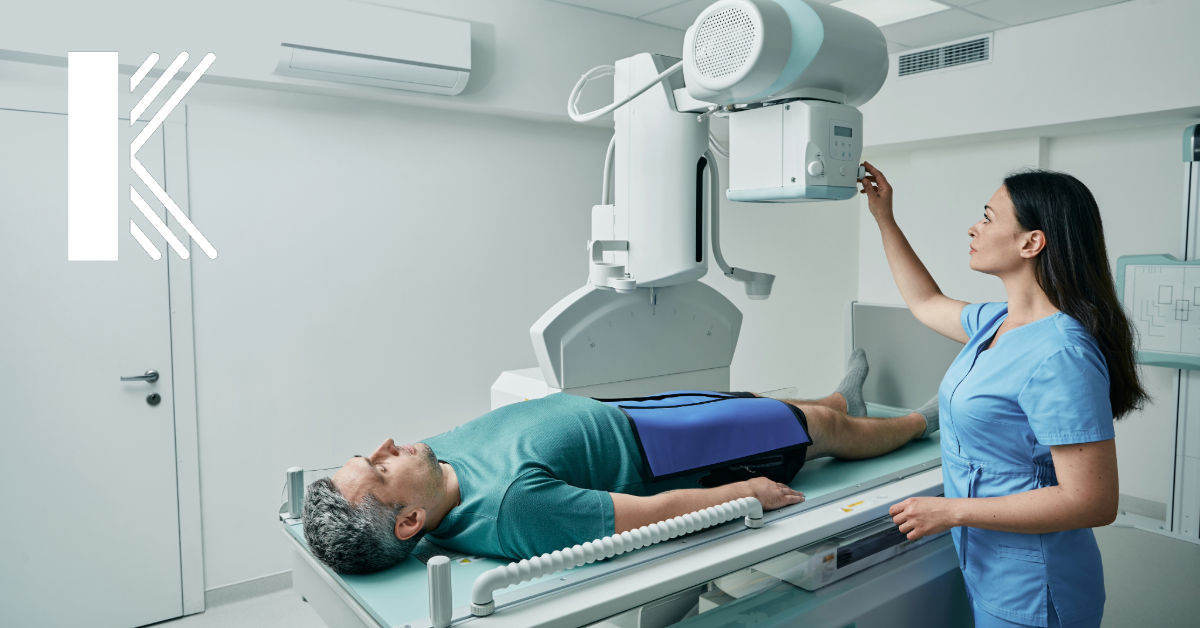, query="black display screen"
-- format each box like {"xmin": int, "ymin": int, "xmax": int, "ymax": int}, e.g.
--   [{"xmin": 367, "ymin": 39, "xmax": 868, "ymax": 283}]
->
[
  {"xmin": 836, "ymin": 525, "xmax": 907, "ymax": 568},
  {"xmin": 834, "ymin": 126, "xmax": 853, "ymax": 138}
]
